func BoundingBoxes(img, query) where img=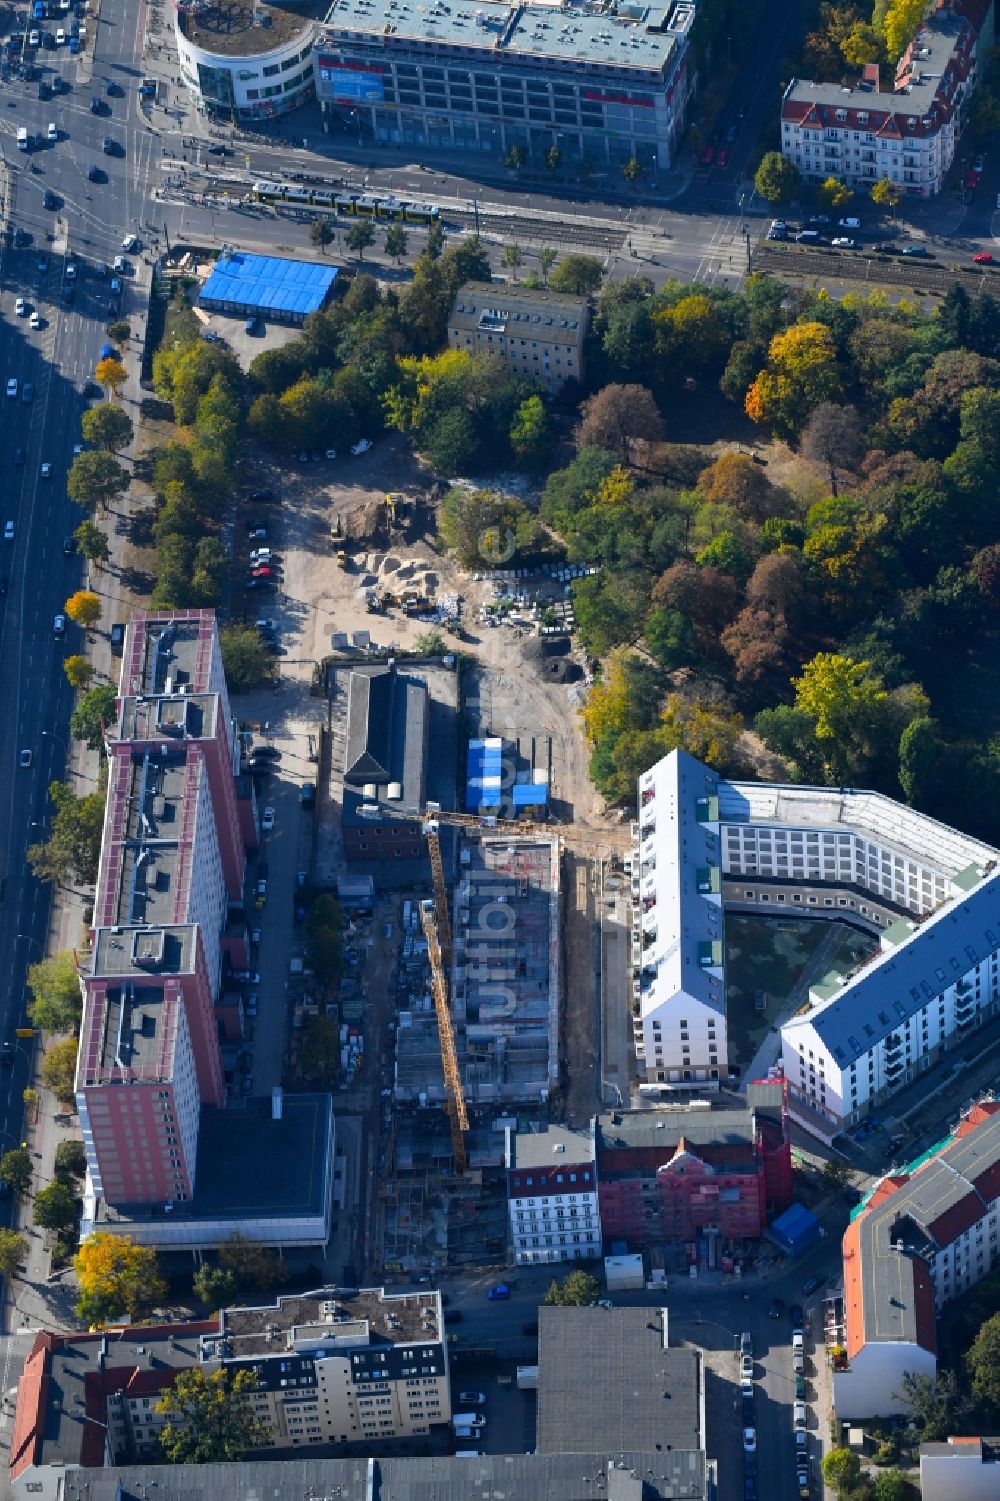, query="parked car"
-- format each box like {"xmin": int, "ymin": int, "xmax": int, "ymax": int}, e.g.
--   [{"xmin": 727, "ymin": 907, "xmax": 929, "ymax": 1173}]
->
[
  {"xmin": 742, "ymin": 1428, "xmax": 756, "ymax": 1454},
  {"xmin": 769, "ymin": 1298, "xmax": 785, "ymax": 1319},
  {"xmin": 793, "ymin": 1401, "xmax": 807, "ymax": 1427},
  {"xmin": 459, "ymin": 1391, "xmax": 486, "ymax": 1405},
  {"xmin": 350, "ymin": 438, "xmax": 373, "ymax": 456},
  {"xmin": 831, "ymin": 237, "xmax": 856, "ymax": 248},
  {"xmin": 837, "ymin": 216, "xmax": 861, "ymax": 228},
  {"xmin": 795, "ymin": 1429, "xmax": 808, "ymax": 1451},
  {"xmin": 19, "ymin": 749, "xmax": 32, "ymax": 768},
  {"xmin": 973, "ymin": 252, "xmax": 994, "ymax": 264},
  {"xmin": 901, "ymin": 244, "xmax": 929, "ymax": 257},
  {"xmin": 487, "ymin": 1284, "xmax": 510, "ymax": 1300},
  {"xmin": 261, "ymin": 806, "xmax": 275, "ymax": 832},
  {"xmin": 740, "ymin": 1354, "xmax": 754, "ymax": 1379}
]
